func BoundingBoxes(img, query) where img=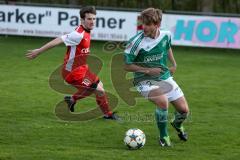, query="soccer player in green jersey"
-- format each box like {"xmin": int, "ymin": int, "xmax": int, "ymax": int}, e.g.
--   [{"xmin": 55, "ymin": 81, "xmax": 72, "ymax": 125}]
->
[{"xmin": 124, "ymin": 8, "xmax": 189, "ymax": 147}]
